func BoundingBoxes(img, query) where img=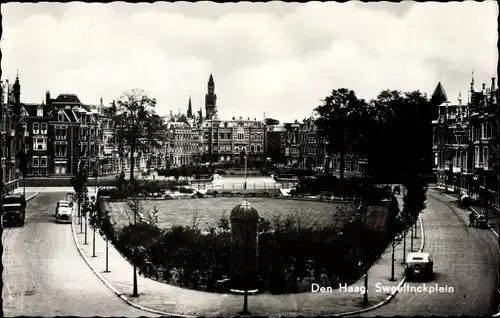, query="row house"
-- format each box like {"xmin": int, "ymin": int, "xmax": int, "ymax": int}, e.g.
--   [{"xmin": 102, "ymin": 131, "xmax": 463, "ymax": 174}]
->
[
  {"xmin": 265, "ymin": 124, "xmax": 286, "ymax": 165},
  {"xmin": 0, "ymin": 76, "xmax": 23, "ymax": 193},
  {"xmin": 166, "ymin": 121, "xmax": 202, "ymax": 167},
  {"xmin": 298, "ymin": 117, "xmax": 326, "ymax": 169},
  {"xmin": 433, "ymin": 76, "xmax": 499, "ymax": 206},
  {"xmin": 282, "ymin": 122, "xmax": 301, "ymax": 166},
  {"xmin": 281, "ymin": 119, "xmax": 331, "ymax": 170},
  {"xmin": 20, "ymin": 91, "xmax": 101, "ymax": 177},
  {"xmin": 201, "ymin": 116, "xmax": 266, "ymax": 165}
]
